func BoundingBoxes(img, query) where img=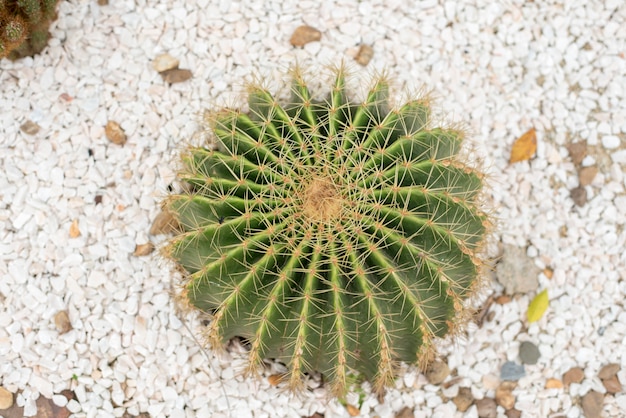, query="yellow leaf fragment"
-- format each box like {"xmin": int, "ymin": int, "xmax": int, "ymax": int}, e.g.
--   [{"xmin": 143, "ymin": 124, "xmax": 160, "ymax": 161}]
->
[
  {"xmin": 69, "ymin": 219, "xmax": 81, "ymax": 238},
  {"xmin": 509, "ymin": 128, "xmax": 537, "ymax": 163},
  {"xmin": 527, "ymin": 289, "xmax": 549, "ymax": 323}
]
